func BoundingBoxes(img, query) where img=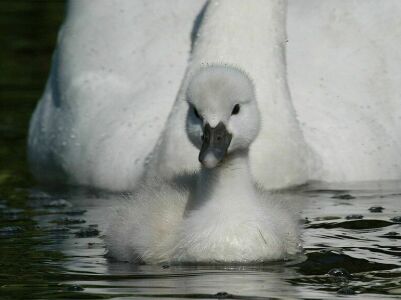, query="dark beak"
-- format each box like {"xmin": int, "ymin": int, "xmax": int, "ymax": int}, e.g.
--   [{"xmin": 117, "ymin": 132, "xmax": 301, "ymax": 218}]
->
[{"xmin": 199, "ymin": 122, "xmax": 232, "ymax": 168}]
